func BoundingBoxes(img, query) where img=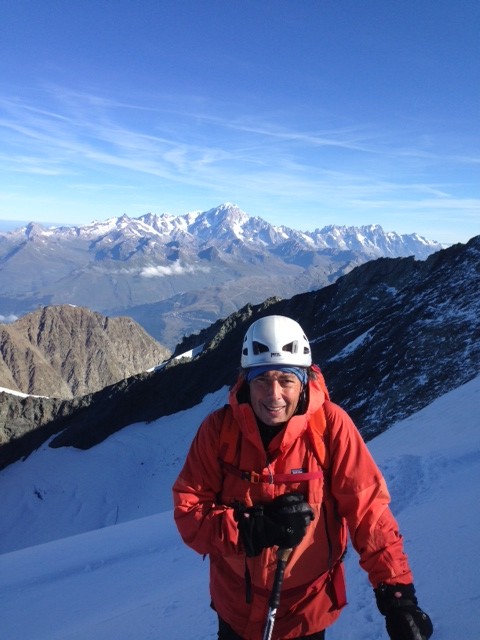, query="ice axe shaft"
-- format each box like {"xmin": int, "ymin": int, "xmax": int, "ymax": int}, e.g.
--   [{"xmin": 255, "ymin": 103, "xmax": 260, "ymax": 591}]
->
[{"xmin": 262, "ymin": 547, "xmax": 293, "ymax": 640}]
